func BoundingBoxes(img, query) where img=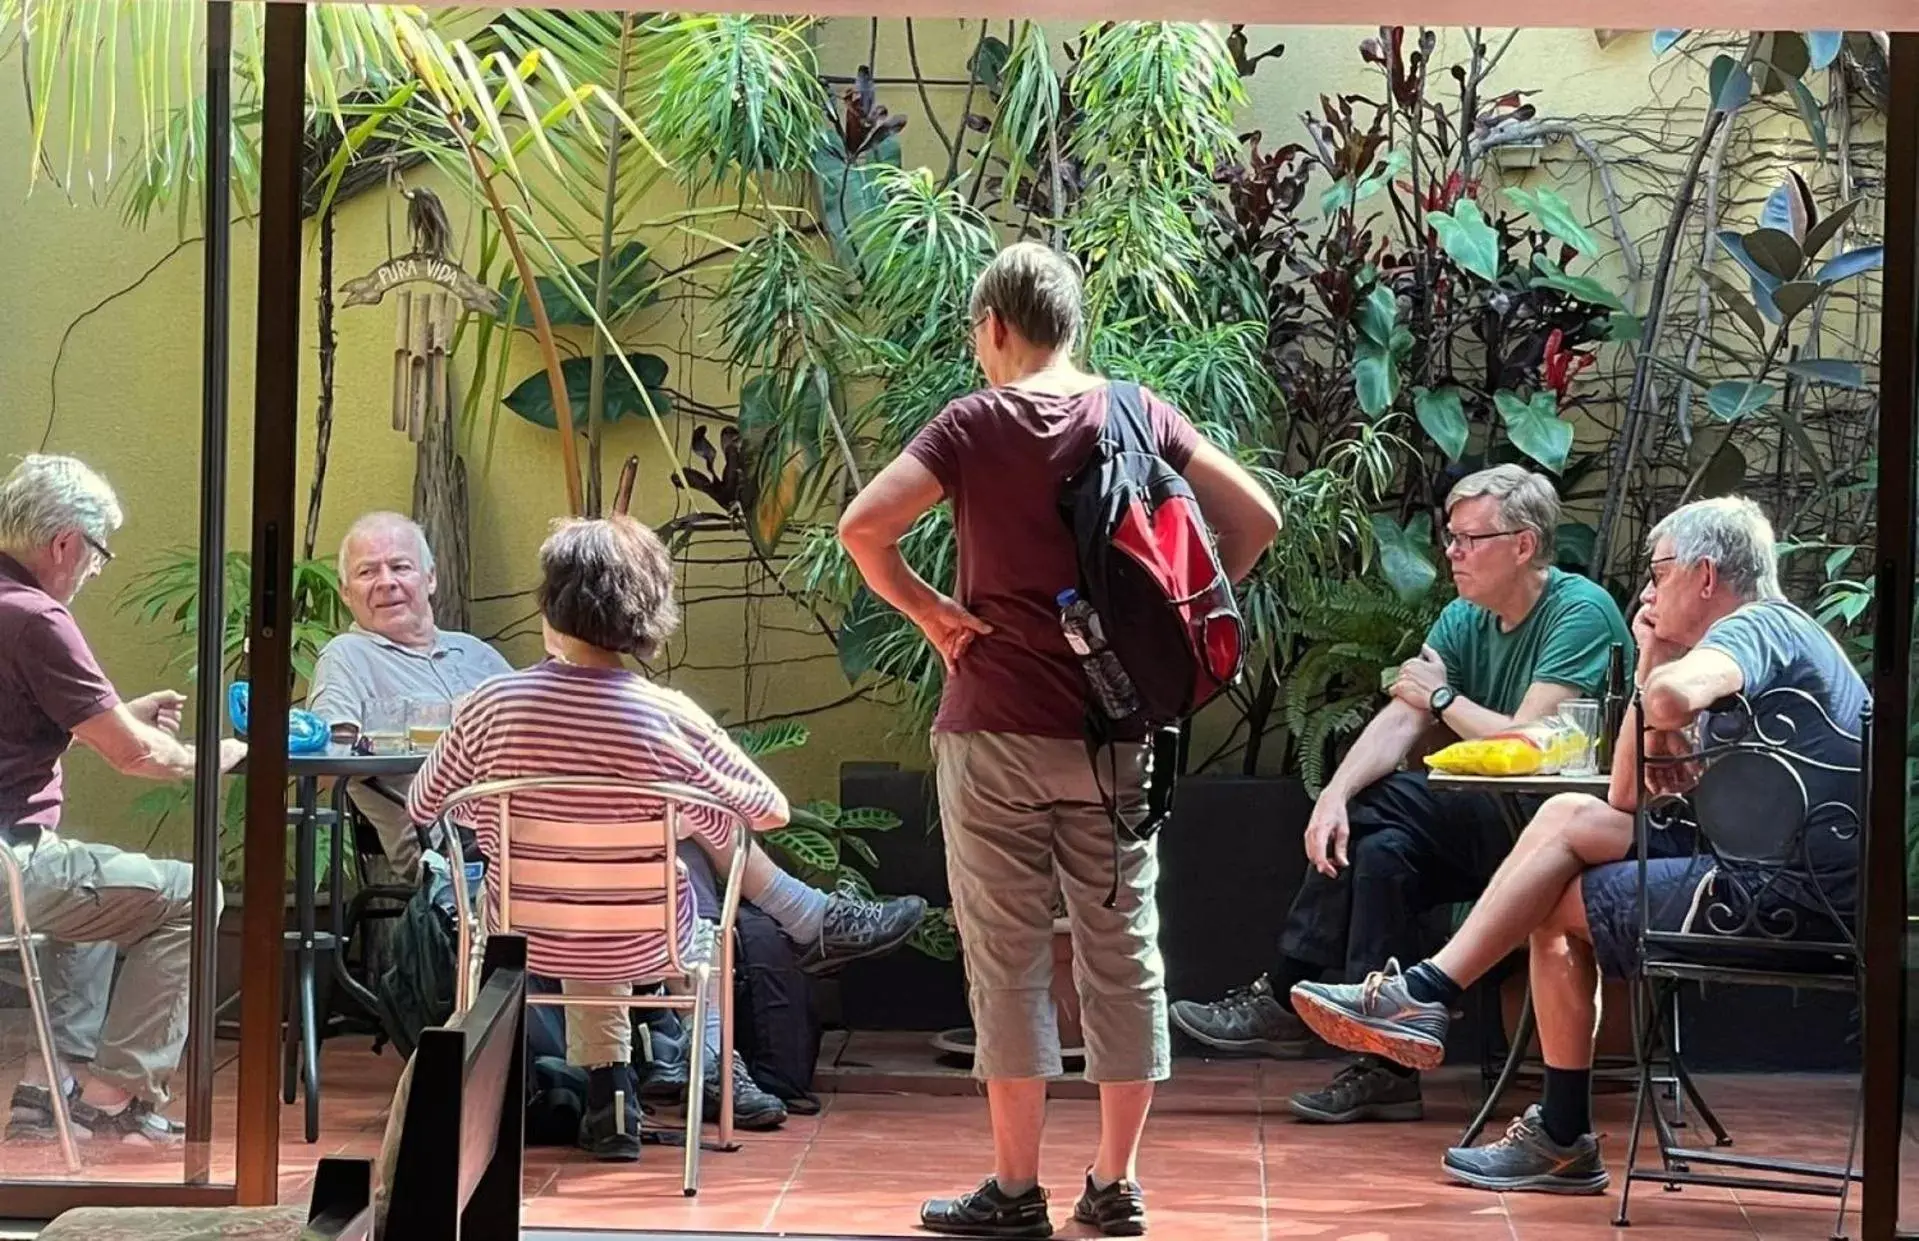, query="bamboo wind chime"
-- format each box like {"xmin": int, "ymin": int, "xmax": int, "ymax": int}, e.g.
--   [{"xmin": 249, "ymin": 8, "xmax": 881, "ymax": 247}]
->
[
  {"xmin": 390, "ymin": 285, "xmax": 455, "ymax": 443},
  {"xmin": 338, "ymin": 182, "xmax": 504, "ymax": 443}
]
